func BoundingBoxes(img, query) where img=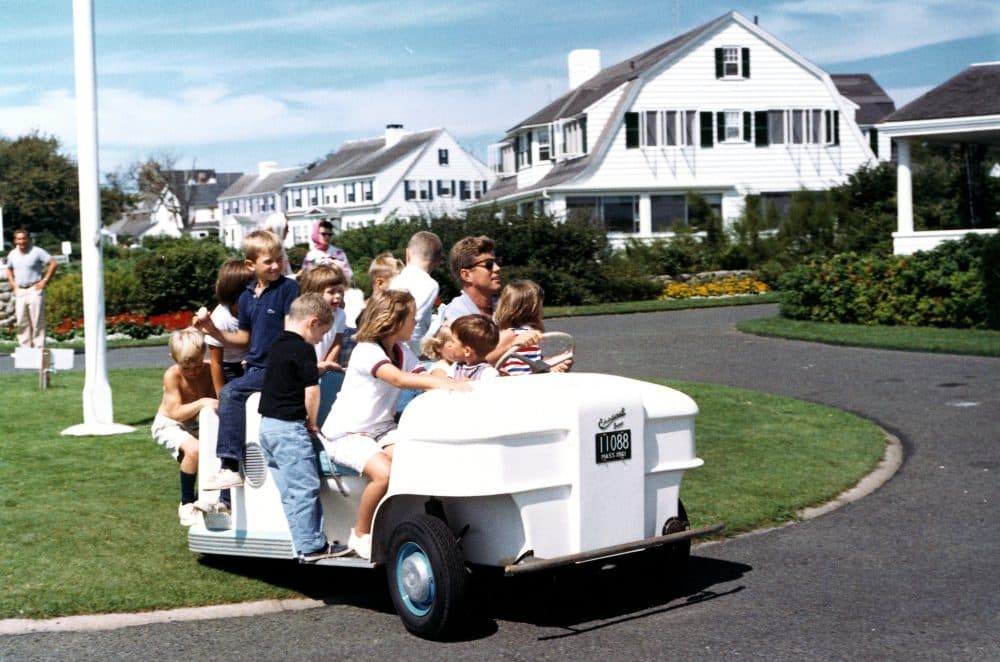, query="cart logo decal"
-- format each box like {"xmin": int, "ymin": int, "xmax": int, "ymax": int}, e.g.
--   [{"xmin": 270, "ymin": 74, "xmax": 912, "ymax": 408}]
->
[{"xmin": 597, "ymin": 407, "xmax": 626, "ymax": 430}]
